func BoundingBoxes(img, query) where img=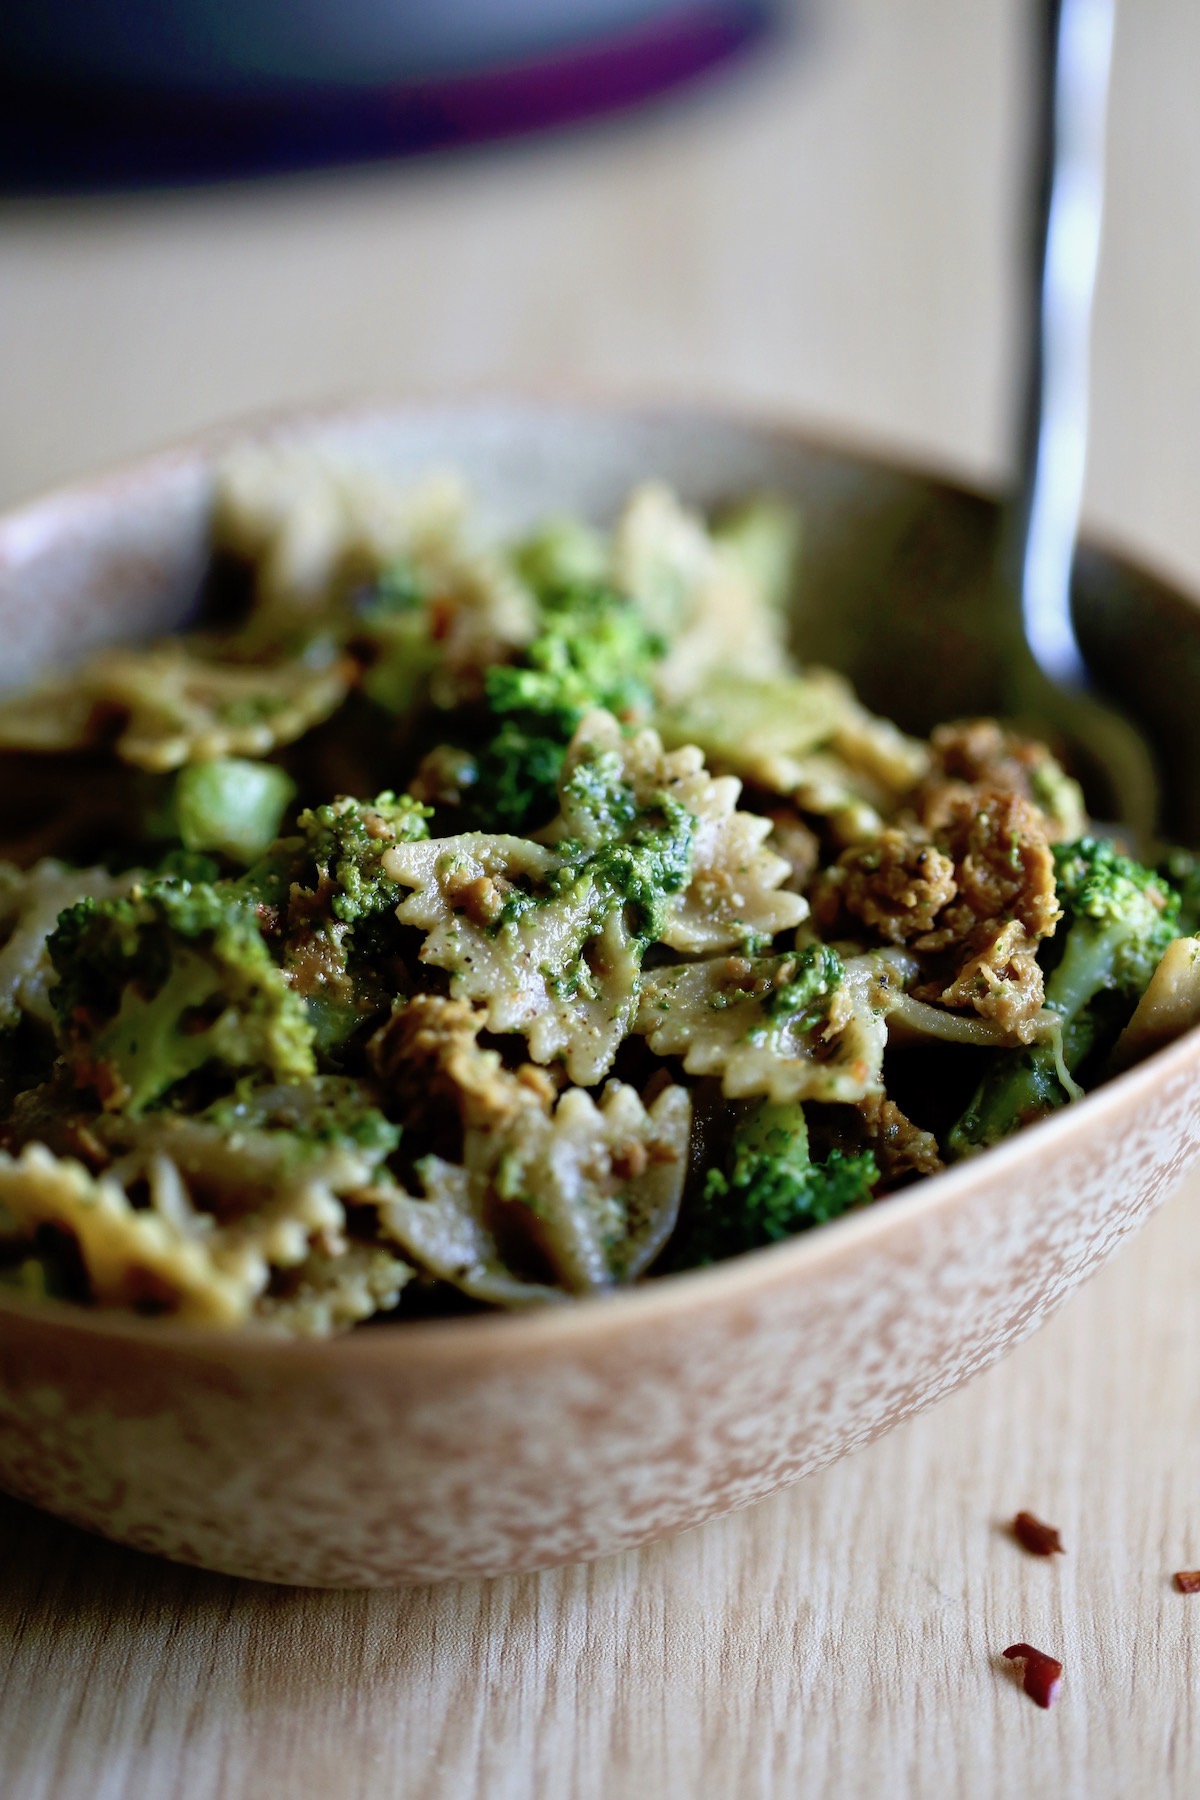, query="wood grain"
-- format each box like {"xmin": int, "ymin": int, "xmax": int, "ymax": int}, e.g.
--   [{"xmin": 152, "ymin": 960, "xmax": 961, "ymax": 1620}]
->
[{"xmin": 4, "ymin": 2, "xmax": 1200, "ymax": 1793}]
